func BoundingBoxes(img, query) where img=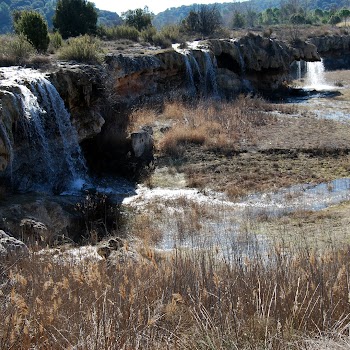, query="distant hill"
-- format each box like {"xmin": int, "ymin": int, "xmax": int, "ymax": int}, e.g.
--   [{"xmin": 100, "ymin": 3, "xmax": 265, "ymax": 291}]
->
[
  {"xmin": 153, "ymin": 0, "xmax": 349, "ymax": 28},
  {"xmin": 0, "ymin": 0, "xmax": 121, "ymax": 34}
]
